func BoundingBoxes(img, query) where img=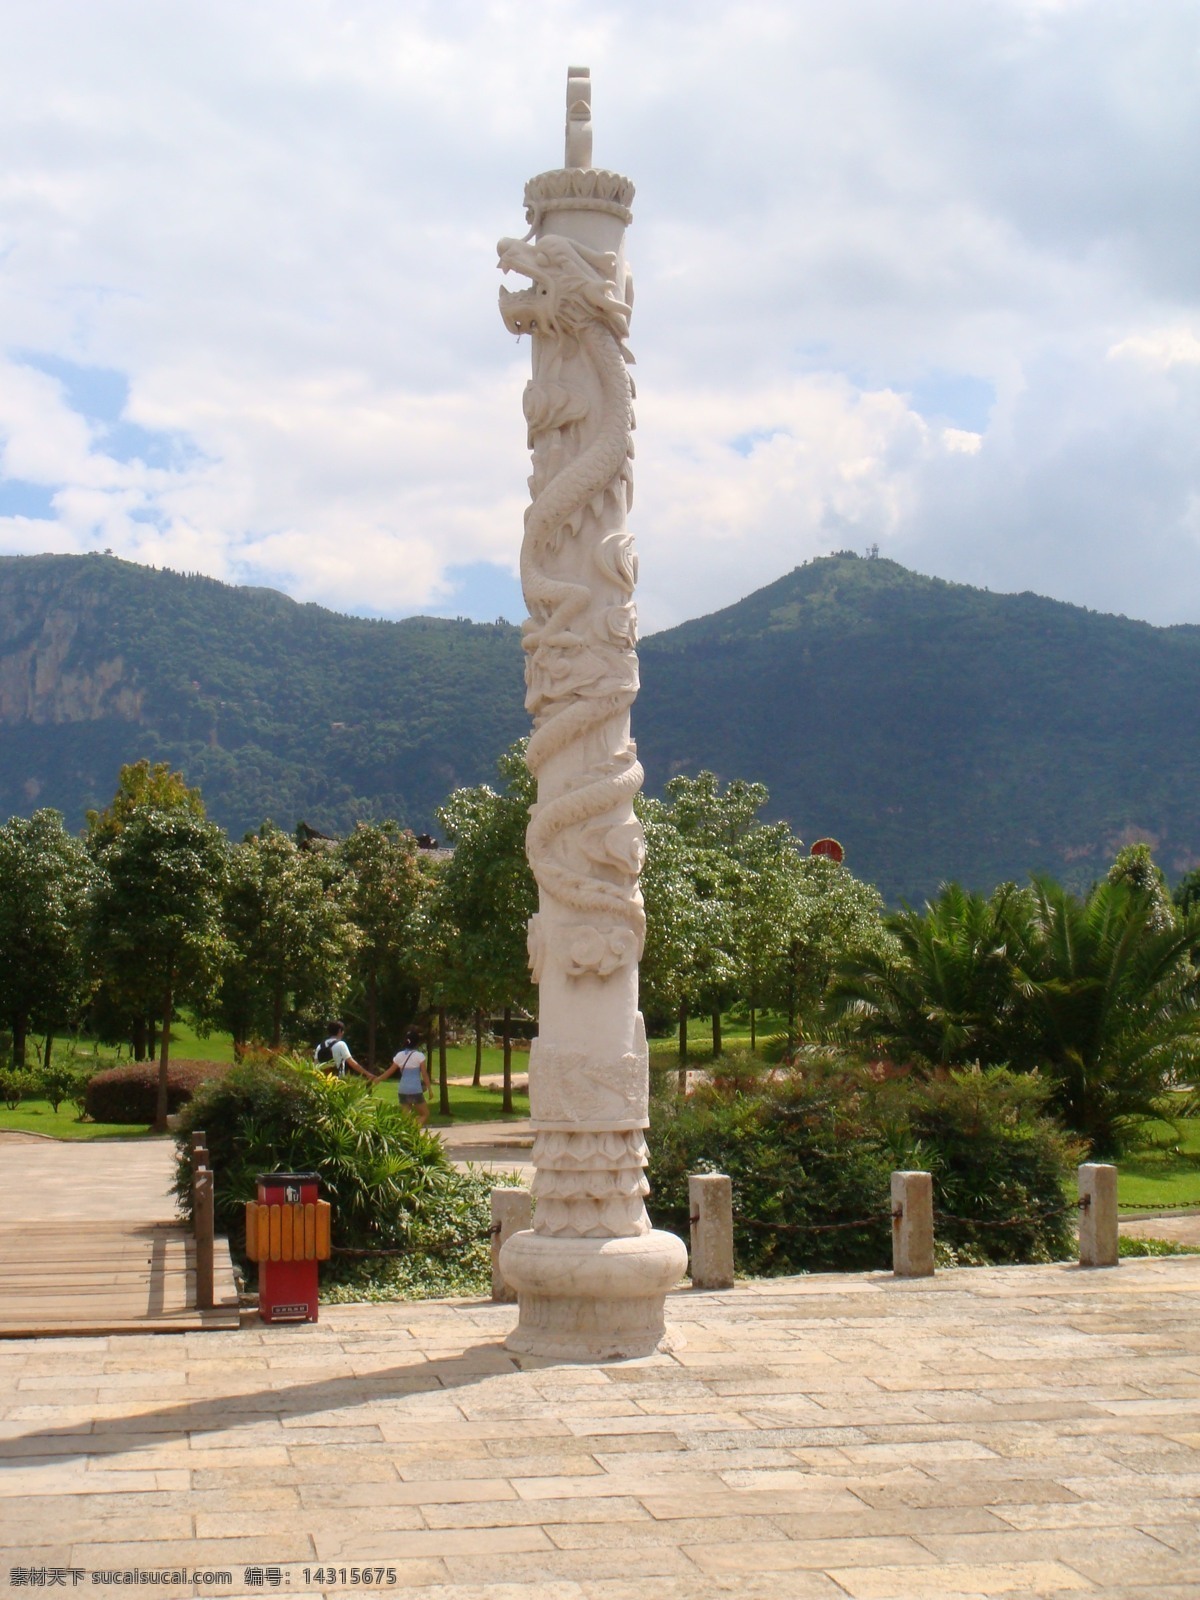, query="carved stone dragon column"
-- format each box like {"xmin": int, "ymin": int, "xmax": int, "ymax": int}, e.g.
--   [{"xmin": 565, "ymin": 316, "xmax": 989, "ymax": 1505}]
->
[{"xmin": 496, "ymin": 67, "xmax": 688, "ymax": 1359}]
